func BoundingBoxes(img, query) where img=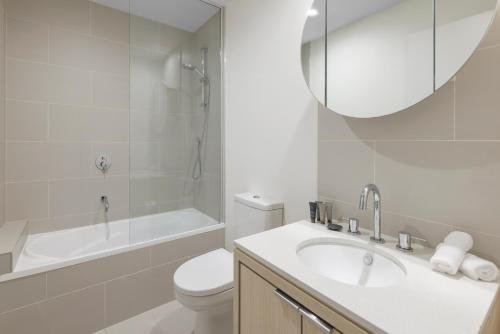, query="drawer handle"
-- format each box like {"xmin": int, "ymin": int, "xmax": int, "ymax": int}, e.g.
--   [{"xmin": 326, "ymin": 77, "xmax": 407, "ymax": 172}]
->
[
  {"xmin": 274, "ymin": 289, "xmax": 300, "ymax": 311},
  {"xmin": 299, "ymin": 307, "xmax": 334, "ymax": 334}
]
